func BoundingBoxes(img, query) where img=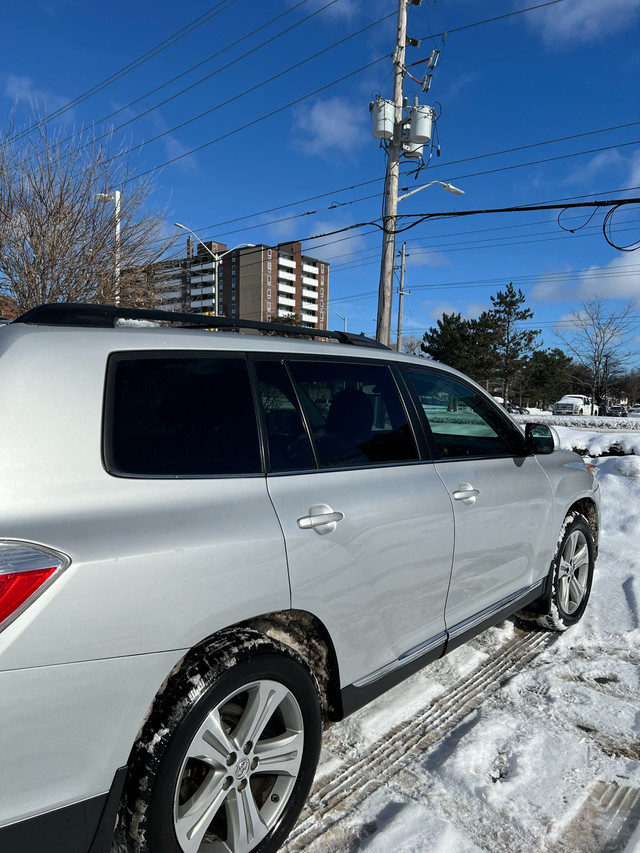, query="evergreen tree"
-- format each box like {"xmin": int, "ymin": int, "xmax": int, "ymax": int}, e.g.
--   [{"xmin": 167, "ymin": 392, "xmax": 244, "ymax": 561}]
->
[
  {"xmin": 421, "ymin": 312, "xmax": 475, "ymax": 374},
  {"xmin": 480, "ymin": 283, "xmax": 540, "ymax": 402},
  {"xmin": 520, "ymin": 348, "xmax": 574, "ymax": 408}
]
